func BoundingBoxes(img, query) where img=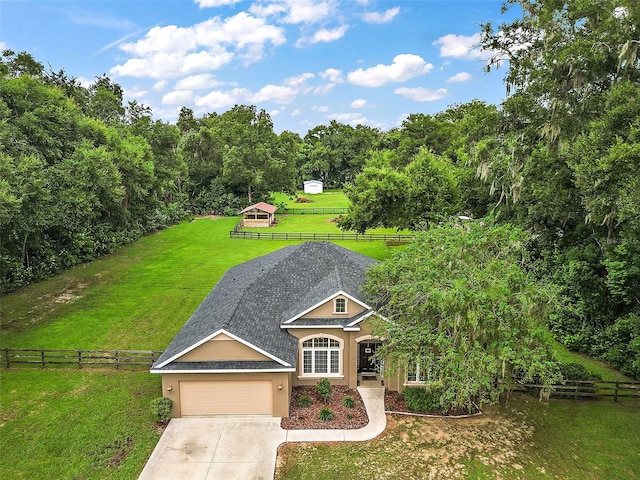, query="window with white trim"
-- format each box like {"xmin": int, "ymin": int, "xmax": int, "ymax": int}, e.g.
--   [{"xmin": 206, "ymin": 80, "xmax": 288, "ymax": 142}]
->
[
  {"xmin": 302, "ymin": 337, "xmax": 341, "ymax": 375},
  {"xmin": 406, "ymin": 359, "xmax": 435, "ymax": 383},
  {"xmin": 334, "ymin": 297, "xmax": 347, "ymax": 314}
]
